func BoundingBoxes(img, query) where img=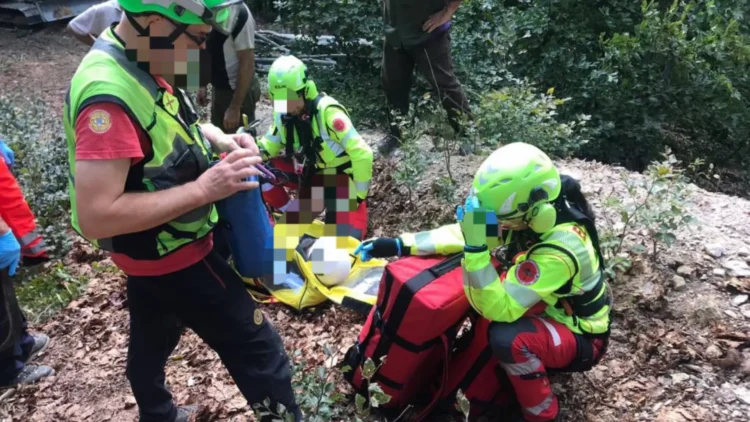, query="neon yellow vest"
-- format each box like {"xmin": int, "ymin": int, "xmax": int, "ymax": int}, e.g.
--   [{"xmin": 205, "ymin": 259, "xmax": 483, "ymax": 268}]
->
[
  {"xmin": 270, "ymin": 95, "xmax": 357, "ymax": 173},
  {"xmin": 62, "ymin": 28, "xmax": 218, "ymax": 260},
  {"xmin": 523, "ymin": 223, "xmax": 611, "ymax": 335}
]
